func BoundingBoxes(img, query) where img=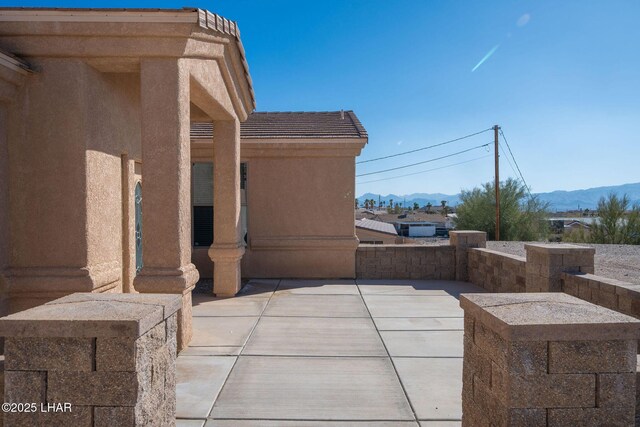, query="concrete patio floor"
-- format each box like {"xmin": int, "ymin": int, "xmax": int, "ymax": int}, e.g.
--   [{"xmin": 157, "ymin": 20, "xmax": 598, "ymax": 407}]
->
[{"xmin": 176, "ymin": 279, "xmax": 486, "ymax": 426}]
